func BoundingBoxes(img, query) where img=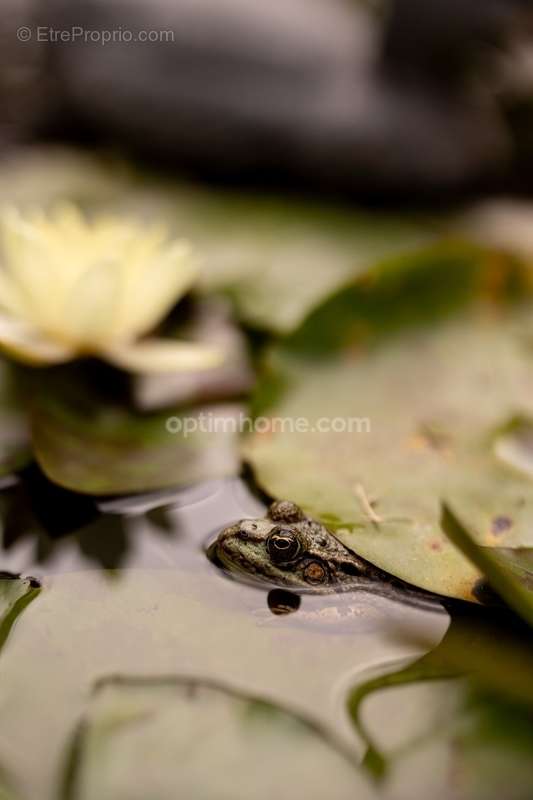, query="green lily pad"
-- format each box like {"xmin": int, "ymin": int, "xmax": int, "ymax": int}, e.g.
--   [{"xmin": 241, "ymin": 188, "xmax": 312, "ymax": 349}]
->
[
  {"xmin": 0, "ymin": 573, "xmax": 40, "ymax": 797},
  {"xmin": 346, "ymin": 609, "xmax": 533, "ymax": 798},
  {"xmin": 0, "ymin": 771, "xmax": 21, "ymax": 800},
  {"xmin": 26, "ymin": 364, "xmax": 241, "ymax": 495},
  {"xmin": 0, "ymin": 572, "xmax": 40, "ymax": 656},
  {"xmin": 195, "ymin": 201, "xmax": 435, "ymax": 334},
  {"xmin": 442, "ymin": 504, "xmax": 533, "ymax": 626},
  {"xmin": 452, "ymin": 687, "xmax": 533, "ymax": 800},
  {"xmin": 492, "ymin": 415, "xmax": 533, "ymax": 479},
  {"xmin": 284, "ymin": 241, "xmax": 494, "ymax": 356},
  {"xmin": 62, "ymin": 675, "xmax": 371, "ymax": 800},
  {"xmin": 244, "ymin": 303, "xmax": 533, "ymax": 600}
]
